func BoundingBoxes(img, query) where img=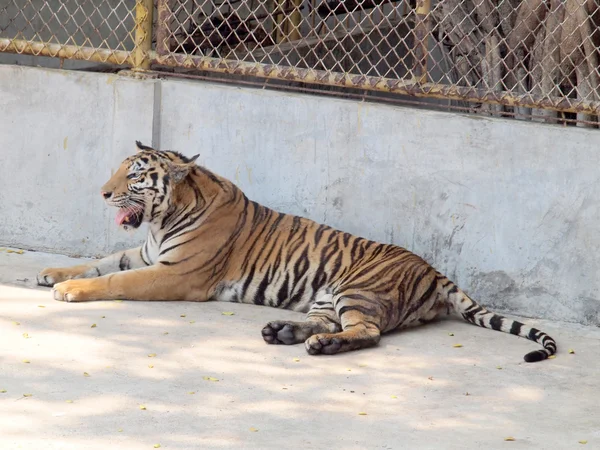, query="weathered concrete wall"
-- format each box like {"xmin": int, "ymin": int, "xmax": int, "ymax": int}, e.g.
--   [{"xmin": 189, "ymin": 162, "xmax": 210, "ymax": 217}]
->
[
  {"xmin": 1, "ymin": 65, "xmax": 600, "ymax": 326},
  {"xmin": 0, "ymin": 65, "xmax": 151, "ymax": 256}
]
